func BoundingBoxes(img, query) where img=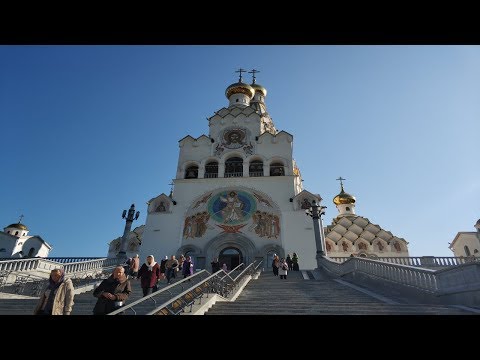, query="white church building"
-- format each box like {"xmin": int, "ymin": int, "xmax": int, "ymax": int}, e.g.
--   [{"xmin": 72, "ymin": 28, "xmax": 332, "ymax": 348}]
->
[
  {"xmin": 0, "ymin": 219, "xmax": 52, "ymax": 258},
  {"xmin": 135, "ymin": 70, "xmax": 409, "ymax": 270}
]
